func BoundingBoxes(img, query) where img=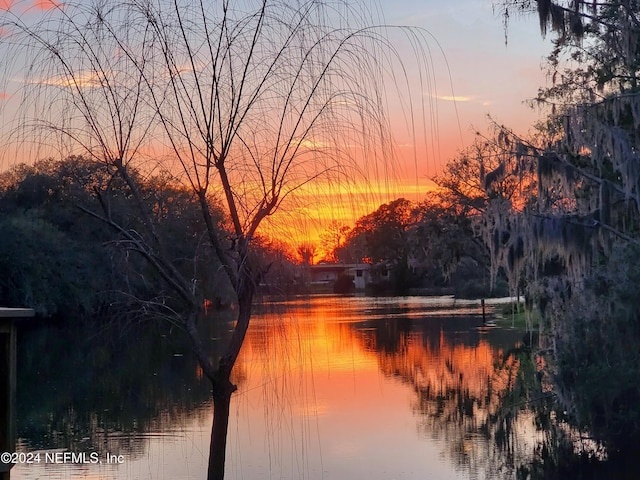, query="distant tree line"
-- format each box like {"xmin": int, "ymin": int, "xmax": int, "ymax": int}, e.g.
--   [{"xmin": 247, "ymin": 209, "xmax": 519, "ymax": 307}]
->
[
  {"xmin": 313, "ymin": 126, "xmax": 527, "ymax": 297},
  {"xmin": 0, "ymin": 153, "xmax": 510, "ymax": 317},
  {"xmin": 0, "ymin": 156, "xmax": 305, "ymax": 317},
  {"xmin": 321, "ymin": 188, "xmax": 506, "ymax": 297},
  {"xmin": 0, "ymin": 156, "xmax": 231, "ymax": 317}
]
